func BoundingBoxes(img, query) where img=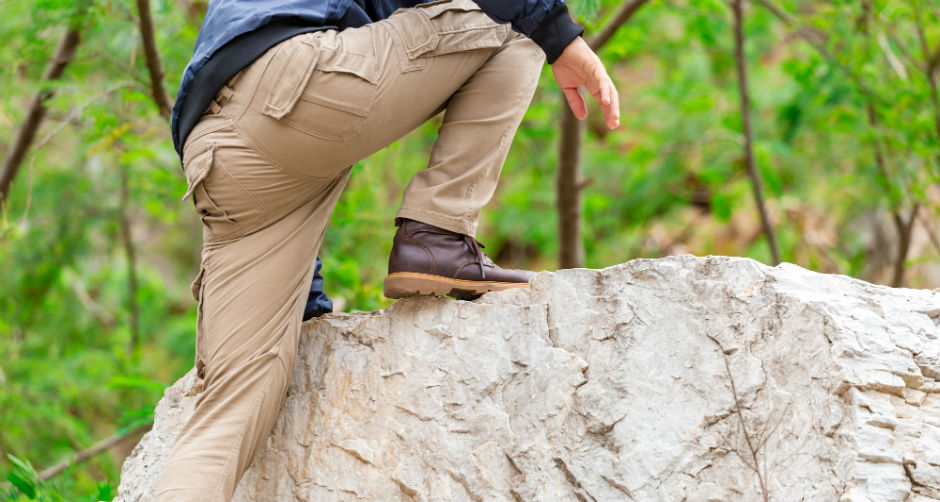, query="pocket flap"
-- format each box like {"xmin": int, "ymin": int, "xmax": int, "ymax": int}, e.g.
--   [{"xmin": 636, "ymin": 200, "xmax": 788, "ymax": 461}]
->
[
  {"xmin": 181, "ymin": 144, "xmax": 214, "ymax": 202},
  {"xmin": 316, "ymin": 54, "xmax": 379, "ymax": 85},
  {"xmin": 392, "ymin": 9, "xmax": 440, "ymax": 60},
  {"xmin": 417, "ymin": 0, "xmax": 481, "ymax": 17},
  {"xmin": 263, "ymin": 41, "xmax": 321, "ymax": 119}
]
